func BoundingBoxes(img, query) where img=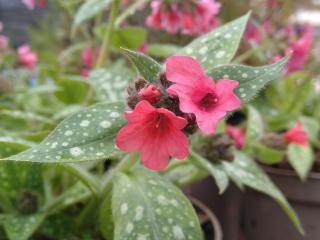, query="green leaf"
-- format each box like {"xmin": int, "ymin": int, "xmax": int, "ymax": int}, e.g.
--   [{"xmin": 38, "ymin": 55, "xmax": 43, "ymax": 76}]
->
[
  {"xmin": 301, "ymin": 117, "xmax": 320, "ymax": 143},
  {"xmin": 111, "ymin": 27, "xmax": 146, "ymax": 50},
  {"xmin": 0, "ymin": 137, "xmax": 34, "ymax": 158},
  {"xmin": 99, "ymin": 192, "xmax": 114, "ymax": 240},
  {"xmin": 89, "ymin": 61, "xmax": 133, "ymax": 102},
  {"xmin": 287, "ymin": 144, "xmax": 314, "ymax": 181},
  {"xmin": 223, "ymin": 151, "xmax": 304, "ymax": 234},
  {"xmin": 55, "ymin": 77, "xmax": 89, "ymax": 104},
  {"xmin": 245, "ymin": 106, "xmax": 264, "ymax": 145},
  {"xmin": 251, "ymin": 143, "xmax": 284, "ymax": 164},
  {"xmin": 2, "ymin": 102, "xmax": 126, "ymax": 163},
  {"xmin": 148, "ymin": 44, "xmax": 182, "ymax": 58},
  {"xmin": 73, "ymin": 0, "xmax": 112, "ymax": 27},
  {"xmin": 188, "ymin": 150, "xmax": 229, "ymax": 194},
  {"xmin": 206, "ymin": 56, "xmax": 290, "ymax": 103},
  {"xmin": 121, "ymin": 48, "xmax": 162, "ymax": 83},
  {"xmin": 178, "ymin": 12, "xmax": 250, "ymax": 69},
  {"xmin": 0, "ymin": 213, "xmax": 45, "ymax": 240},
  {"xmin": 112, "ymin": 166, "xmax": 203, "ymax": 240}
]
